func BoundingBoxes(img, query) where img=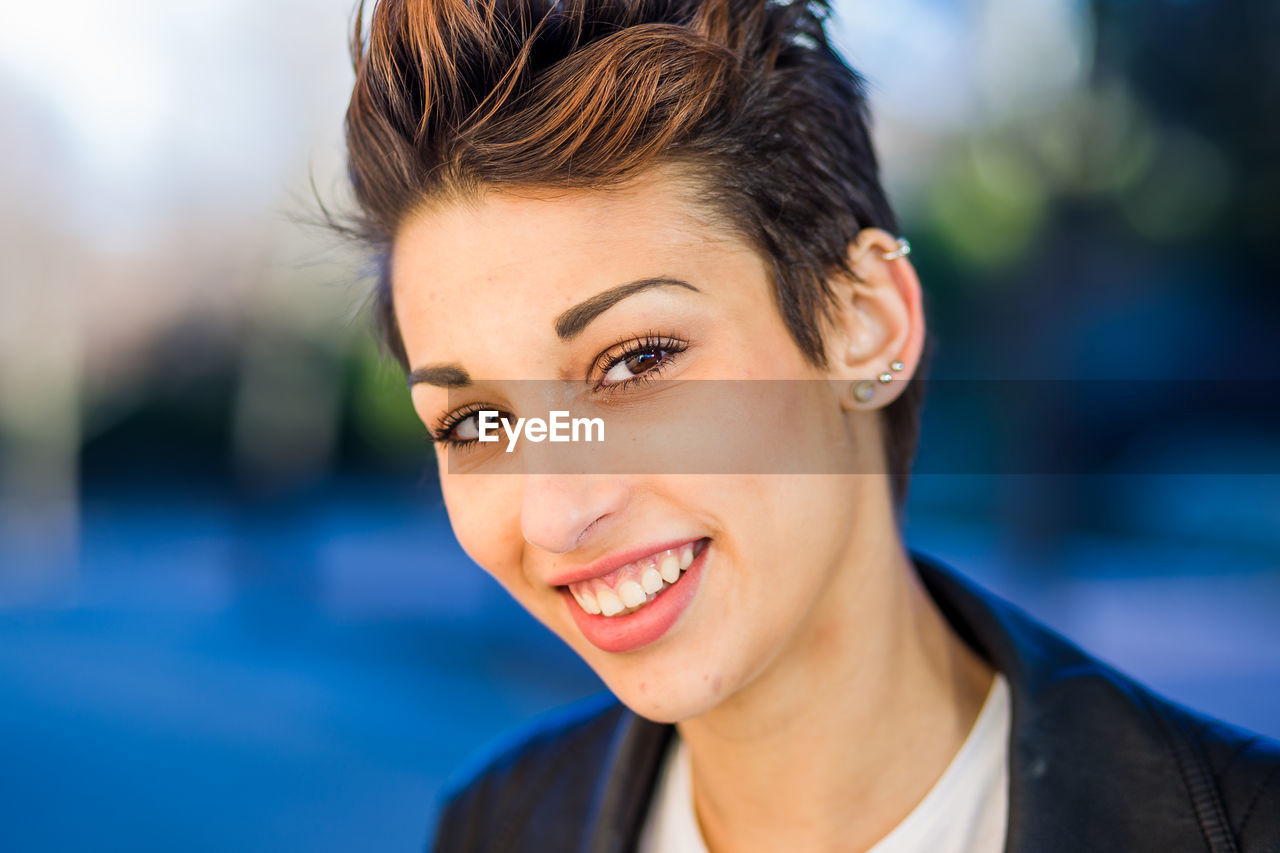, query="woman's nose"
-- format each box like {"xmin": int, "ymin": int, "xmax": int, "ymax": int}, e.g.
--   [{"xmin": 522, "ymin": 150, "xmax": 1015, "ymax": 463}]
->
[{"xmin": 520, "ymin": 474, "xmax": 629, "ymax": 555}]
